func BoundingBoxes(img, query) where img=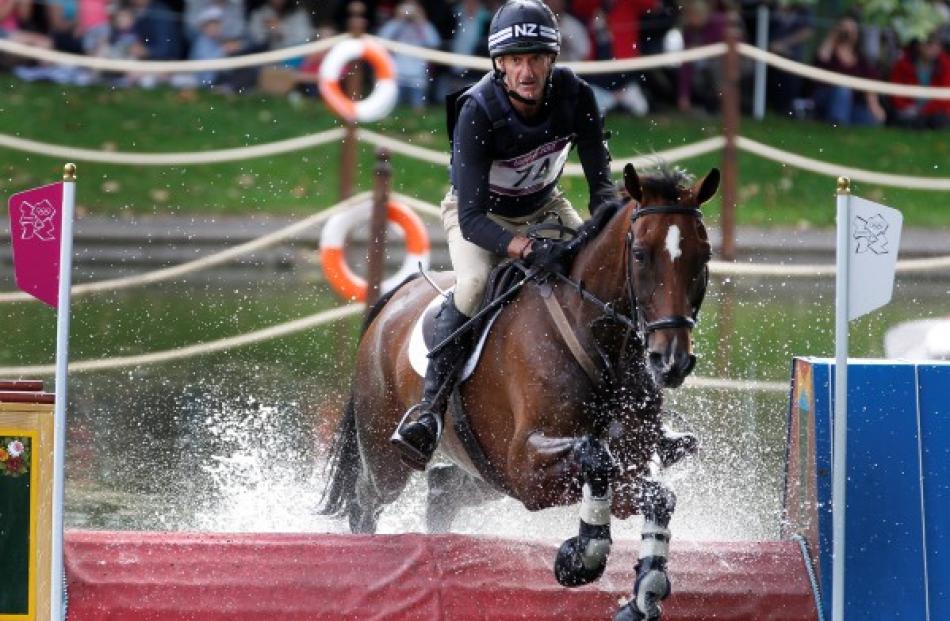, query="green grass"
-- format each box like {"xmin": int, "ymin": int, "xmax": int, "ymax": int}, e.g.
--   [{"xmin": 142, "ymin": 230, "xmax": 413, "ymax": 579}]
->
[{"xmin": 0, "ymin": 77, "xmax": 947, "ymax": 226}]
